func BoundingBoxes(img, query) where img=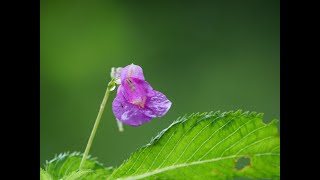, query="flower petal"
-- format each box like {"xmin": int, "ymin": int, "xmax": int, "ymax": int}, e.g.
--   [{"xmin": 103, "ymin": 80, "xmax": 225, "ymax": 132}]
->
[
  {"xmin": 121, "ymin": 64, "xmax": 145, "ymax": 81},
  {"xmin": 121, "ymin": 78, "xmax": 147, "ymax": 107},
  {"xmin": 112, "ymin": 86, "xmax": 152, "ymax": 126},
  {"xmin": 142, "ymin": 82, "xmax": 172, "ymax": 118}
]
